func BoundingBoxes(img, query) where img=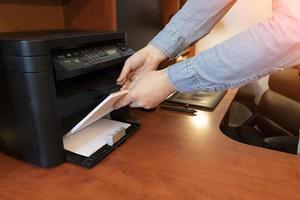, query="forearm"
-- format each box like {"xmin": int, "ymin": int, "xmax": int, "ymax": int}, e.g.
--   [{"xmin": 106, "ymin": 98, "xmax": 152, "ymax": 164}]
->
[
  {"xmin": 168, "ymin": 0, "xmax": 300, "ymax": 92},
  {"xmin": 150, "ymin": 0, "xmax": 237, "ymax": 58}
]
